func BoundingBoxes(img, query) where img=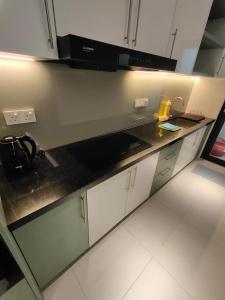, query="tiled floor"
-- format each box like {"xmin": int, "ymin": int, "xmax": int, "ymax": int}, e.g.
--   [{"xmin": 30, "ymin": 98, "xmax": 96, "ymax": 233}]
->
[{"xmin": 44, "ymin": 159, "xmax": 225, "ymax": 300}]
